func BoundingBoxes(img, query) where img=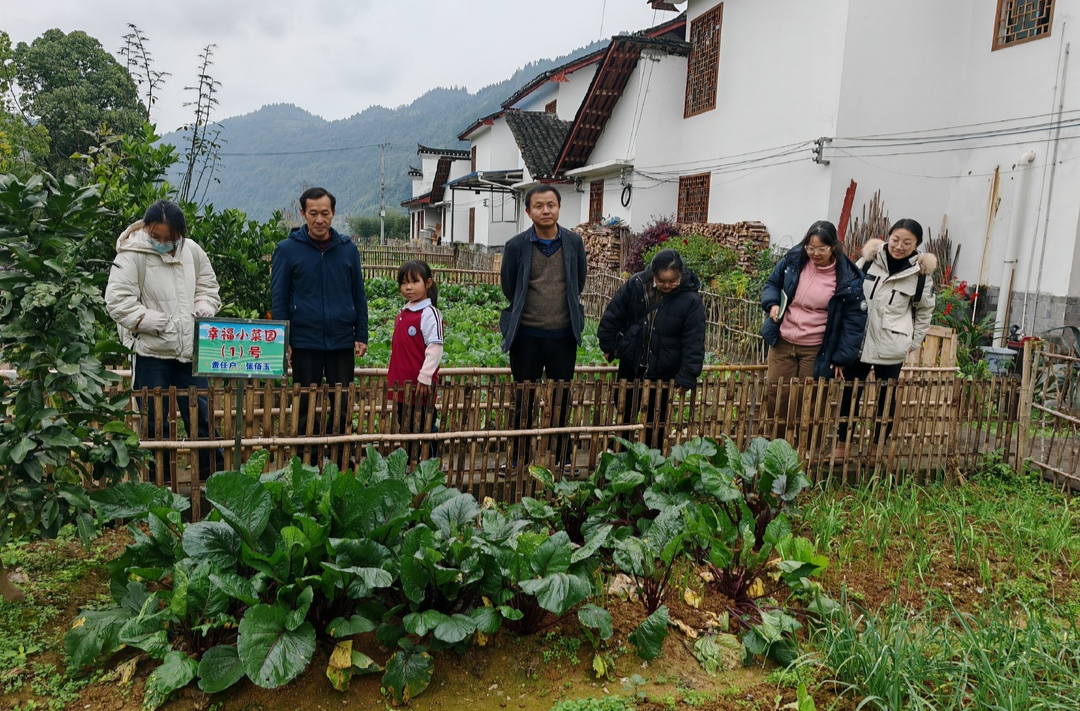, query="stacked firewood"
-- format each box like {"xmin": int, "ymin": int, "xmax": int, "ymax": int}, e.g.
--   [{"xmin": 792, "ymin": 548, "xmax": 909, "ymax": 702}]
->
[
  {"xmin": 676, "ymin": 221, "xmax": 771, "ymax": 270},
  {"xmin": 574, "ymin": 222, "xmax": 630, "ymax": 274}
]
